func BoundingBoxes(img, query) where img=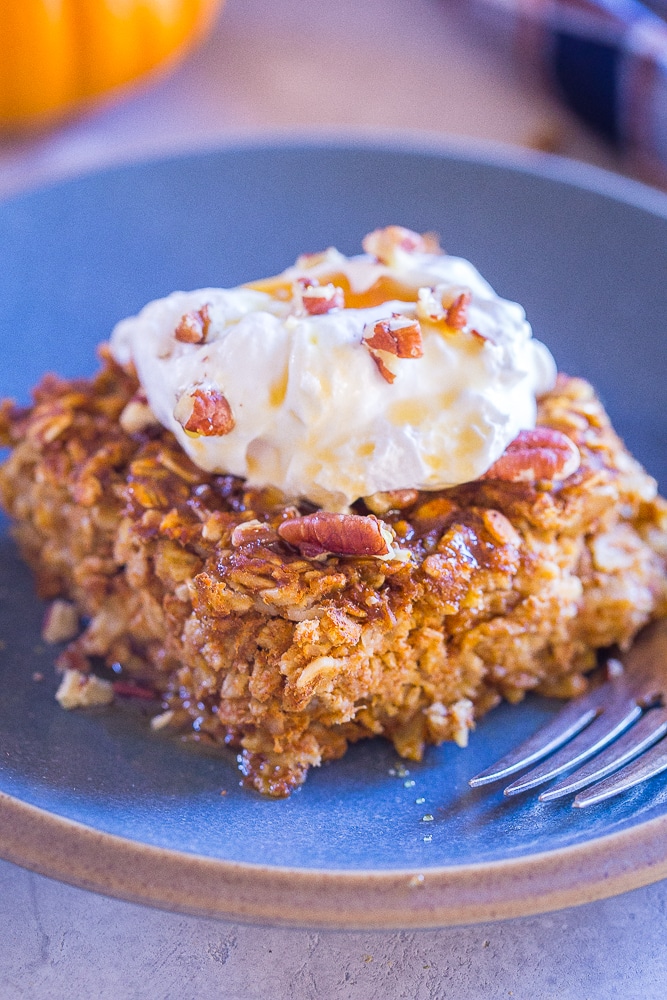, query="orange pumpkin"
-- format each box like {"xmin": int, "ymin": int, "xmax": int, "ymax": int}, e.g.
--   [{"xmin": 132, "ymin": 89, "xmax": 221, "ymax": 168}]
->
[{"xmin": 0, "ymin": 0, "xmax": 224, "ymax": 130}]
